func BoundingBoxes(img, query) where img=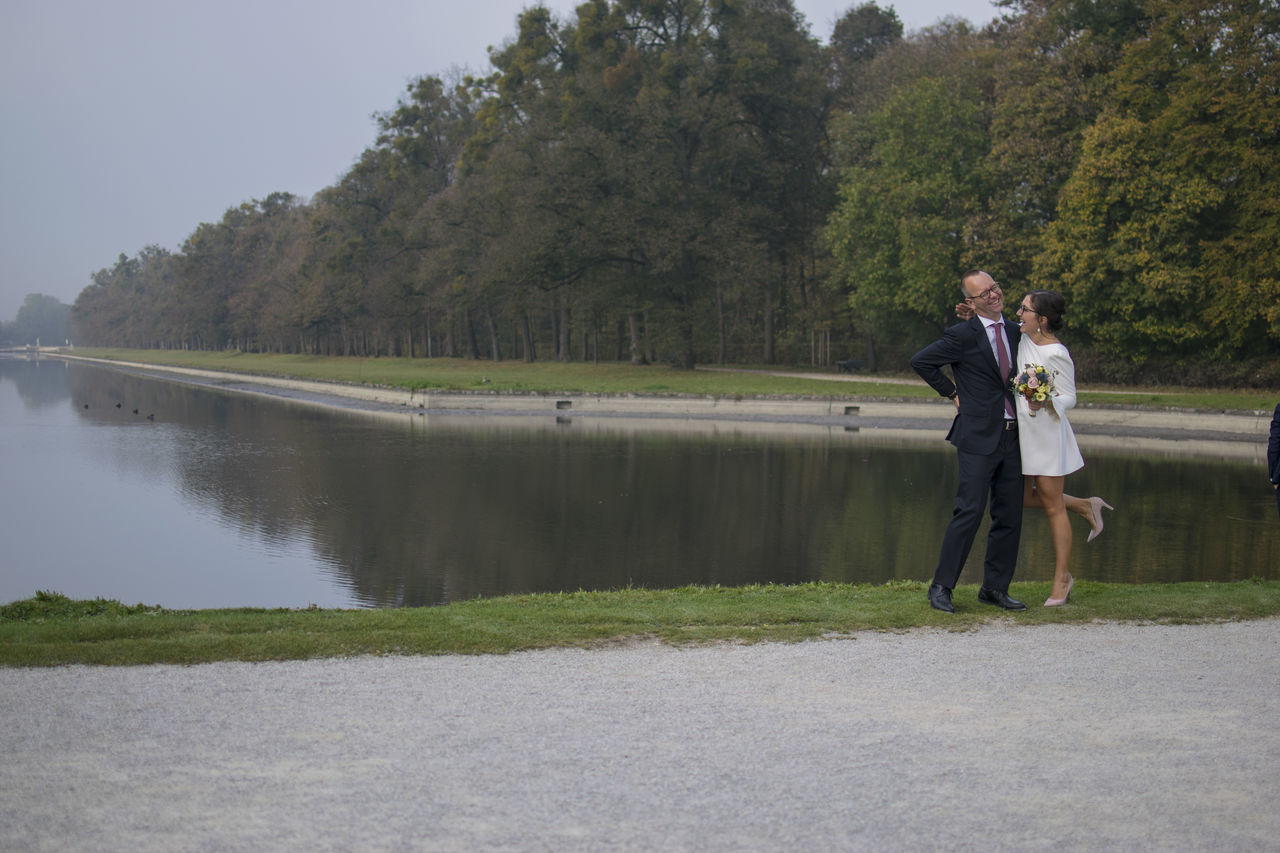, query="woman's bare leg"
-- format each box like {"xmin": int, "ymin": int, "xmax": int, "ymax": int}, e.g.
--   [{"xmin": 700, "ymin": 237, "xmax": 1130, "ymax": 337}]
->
[
  {"xmin": 1033, "ymin": 475, "xmax": 1073, "ymax": 600},
  {"xmin": 1062, "ymin": 492, "xmax": 1098, "ymax": 532},
  {"xmin": 1028, "ymin": 482, "xmax": 1093, "ymax": 526},
  {"xmin": 1038, "ymin": 484, "xmax": 1104, "ymax": 538}
]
